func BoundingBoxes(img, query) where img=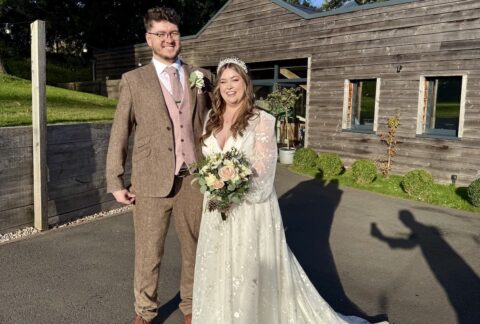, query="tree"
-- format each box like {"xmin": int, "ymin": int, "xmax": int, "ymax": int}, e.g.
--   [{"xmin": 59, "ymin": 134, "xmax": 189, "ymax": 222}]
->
[
  {"xmin": 285, "ymin": 0, "xmax": 313, "ymax": 7},
  {"xmin": 265, "ymin": 86, "xmax": 302, "ymax": 149},
  {"xmin": 320, "ymin": 0, "xmax": 388, "ymax": 11},
  {"xmin": 0, "ymin": 0, "xmax": 229, "ymax": 66},
  {"xmin": 378, "ymin": 114, "xmax": 400, "ymax": 177},
  {"xmin": 0, "ymin": 56, "xmax": 6, "ymax": 74}
]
